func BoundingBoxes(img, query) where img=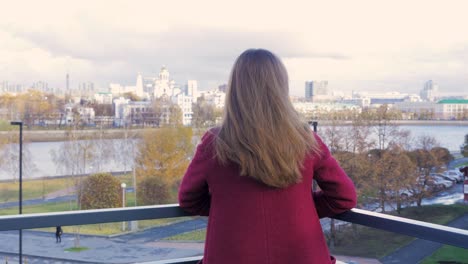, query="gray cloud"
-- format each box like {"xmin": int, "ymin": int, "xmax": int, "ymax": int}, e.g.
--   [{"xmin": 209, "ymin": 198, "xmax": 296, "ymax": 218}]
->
[
  {"xmin": 7, "ymin": 24, "xmax": 350, "ymax": 89},
  {"xmin": 2, "ymin": 19, "xmax": 467, "ymax": 96}
]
